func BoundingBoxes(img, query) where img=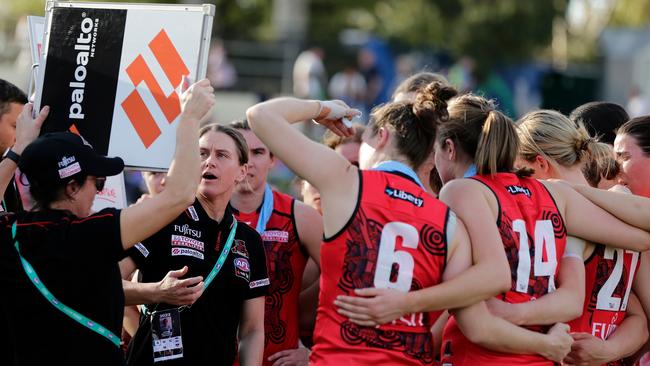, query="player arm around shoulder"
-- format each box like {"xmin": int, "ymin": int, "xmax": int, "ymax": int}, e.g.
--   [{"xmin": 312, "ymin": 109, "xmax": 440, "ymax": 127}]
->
[
  {"xmin": 335, "ymin": 200, "xmax": 508, "ymax": 326},
  {"xmin": 571, "ymin": 182, "xmax": 650, "ymax": 232},
  {"xmin": 119, "ymin": 79, "xmax": 214, "ymax": 250},
  {"xmin": 544, "ymin": 180, "xmax": 650, "ymax": 252},
  {"xmin": 246, "ymin": 98, "xmax": 360, "ymax": 238}
]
